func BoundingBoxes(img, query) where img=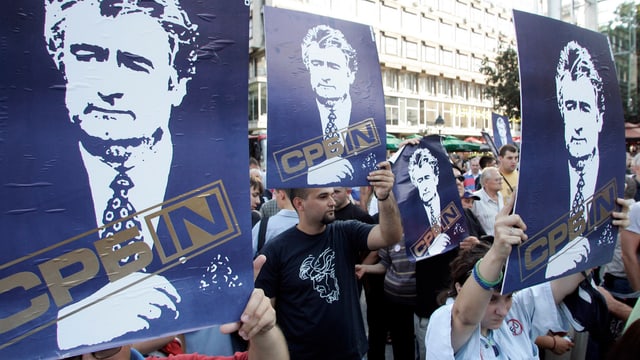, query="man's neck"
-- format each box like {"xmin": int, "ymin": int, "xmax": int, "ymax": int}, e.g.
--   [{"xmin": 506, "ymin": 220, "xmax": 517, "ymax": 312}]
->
[
  {"xmin": 499, "ymin": 167, "xmax": 513, "ymax": 175},
  {"xmin": 484, "ymin": 187, "xmax": 499, "ymax": 200},
  {"xmin": 296, "ymin": 221, "xmax": 327, "ymax": 236}
]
